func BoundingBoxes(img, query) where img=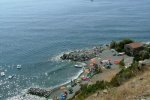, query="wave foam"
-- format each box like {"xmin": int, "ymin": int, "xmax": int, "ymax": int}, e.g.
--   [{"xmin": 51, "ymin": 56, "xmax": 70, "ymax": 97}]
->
[
  {"xmin": 144, "ymin": 41, "xmax": 150, "ymax": 45},
  {"xmin": 6, "ymin": 69, "xmax": 83, "ymax": 100},
  {"xmin": 50, "ymin": 51, "xmax": 72, "ymax": 62},
  {"xmin": 6, "ymin": 88, "xmax": 46, "ymax": 100},
  {"xmin": 51, "ymin": 69, "xmax": 83, "ymax": 89}
]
